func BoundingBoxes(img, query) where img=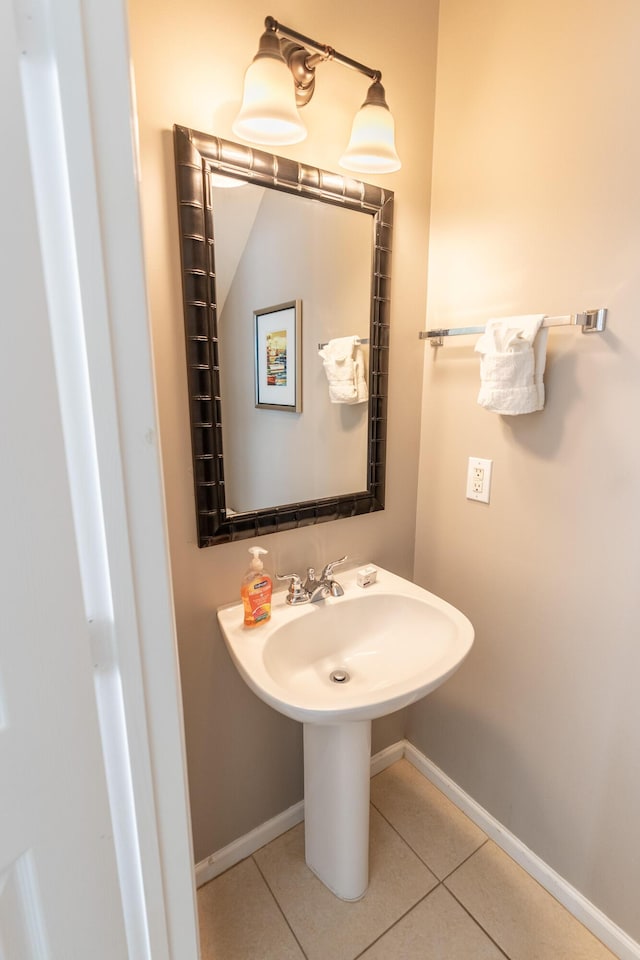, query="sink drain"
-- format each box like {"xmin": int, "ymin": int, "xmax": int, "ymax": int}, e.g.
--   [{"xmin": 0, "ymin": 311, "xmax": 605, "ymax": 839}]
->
[{"xmin": 330, "ymin": 669, "xmax": 350, "ymax": 684}]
